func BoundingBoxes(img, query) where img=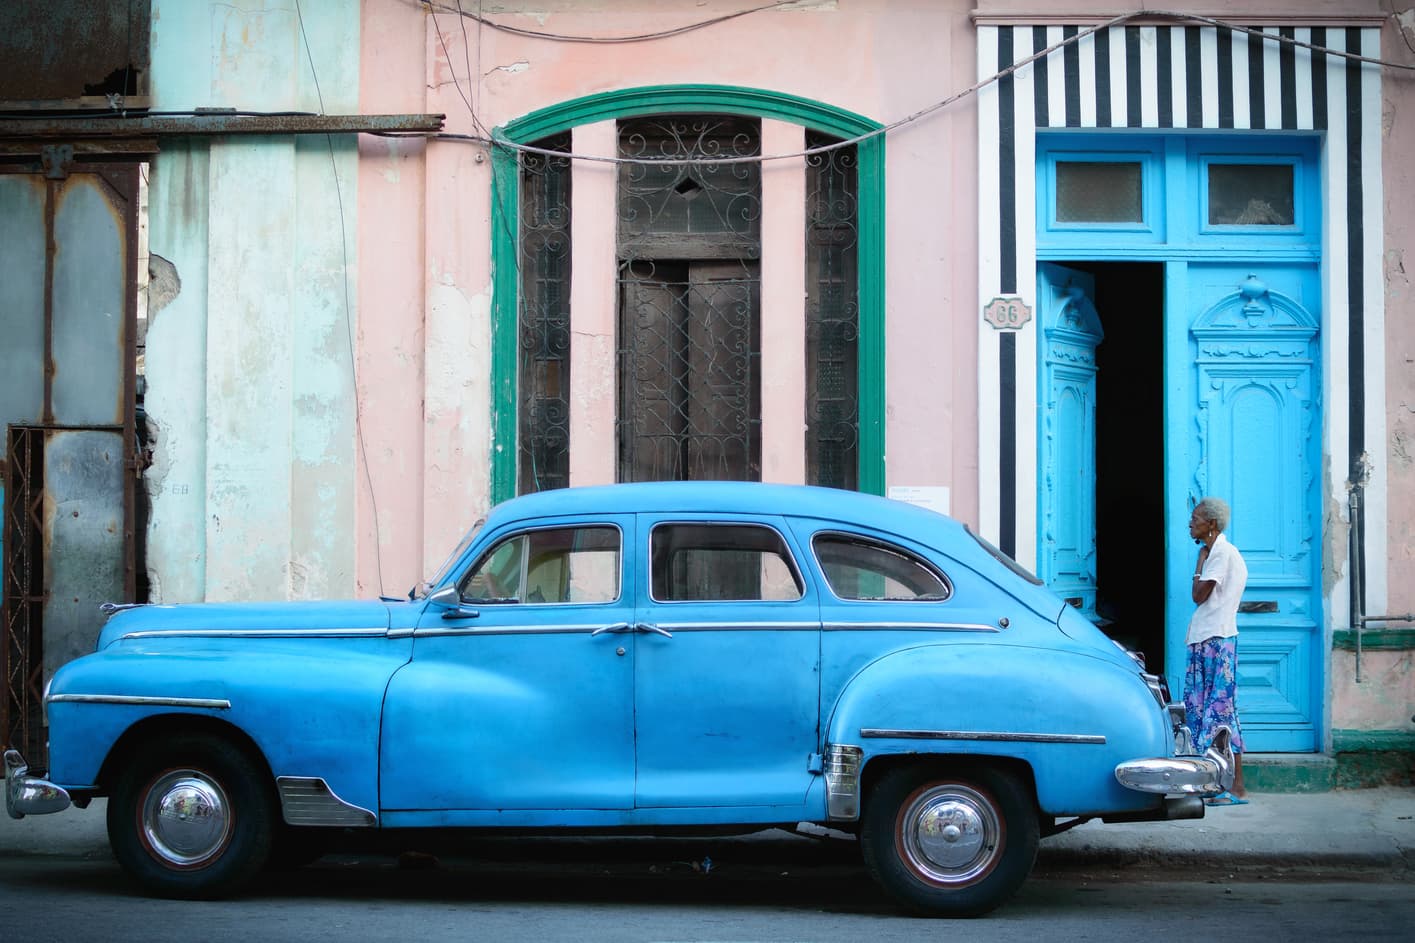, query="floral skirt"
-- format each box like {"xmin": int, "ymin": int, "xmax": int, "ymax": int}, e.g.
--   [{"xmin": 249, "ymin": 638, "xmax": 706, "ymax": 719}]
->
[{"xmin": 1183, "ymin": 635, "xmax": 1245, "ymax": 754}]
